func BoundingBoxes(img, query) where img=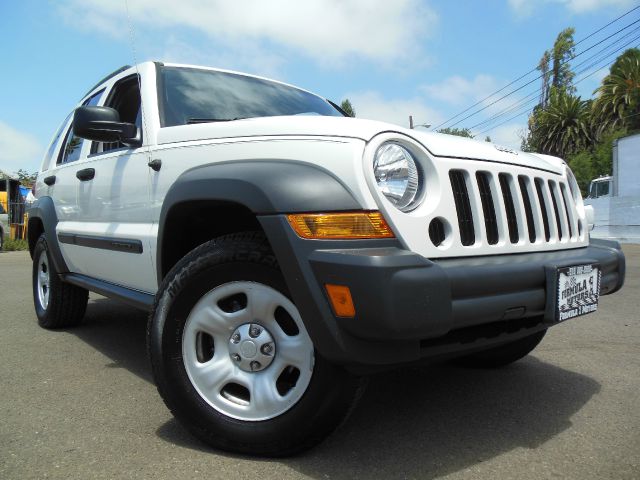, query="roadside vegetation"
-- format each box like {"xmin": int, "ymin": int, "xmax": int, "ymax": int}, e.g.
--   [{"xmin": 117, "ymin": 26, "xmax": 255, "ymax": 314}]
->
[
  {"xmin": 521, "ymin": 29, "xmax": 639, "ymax": 193},
  {"xmin": 2, "ymin": 238, "xmax": 28, "ymax": 251}
]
